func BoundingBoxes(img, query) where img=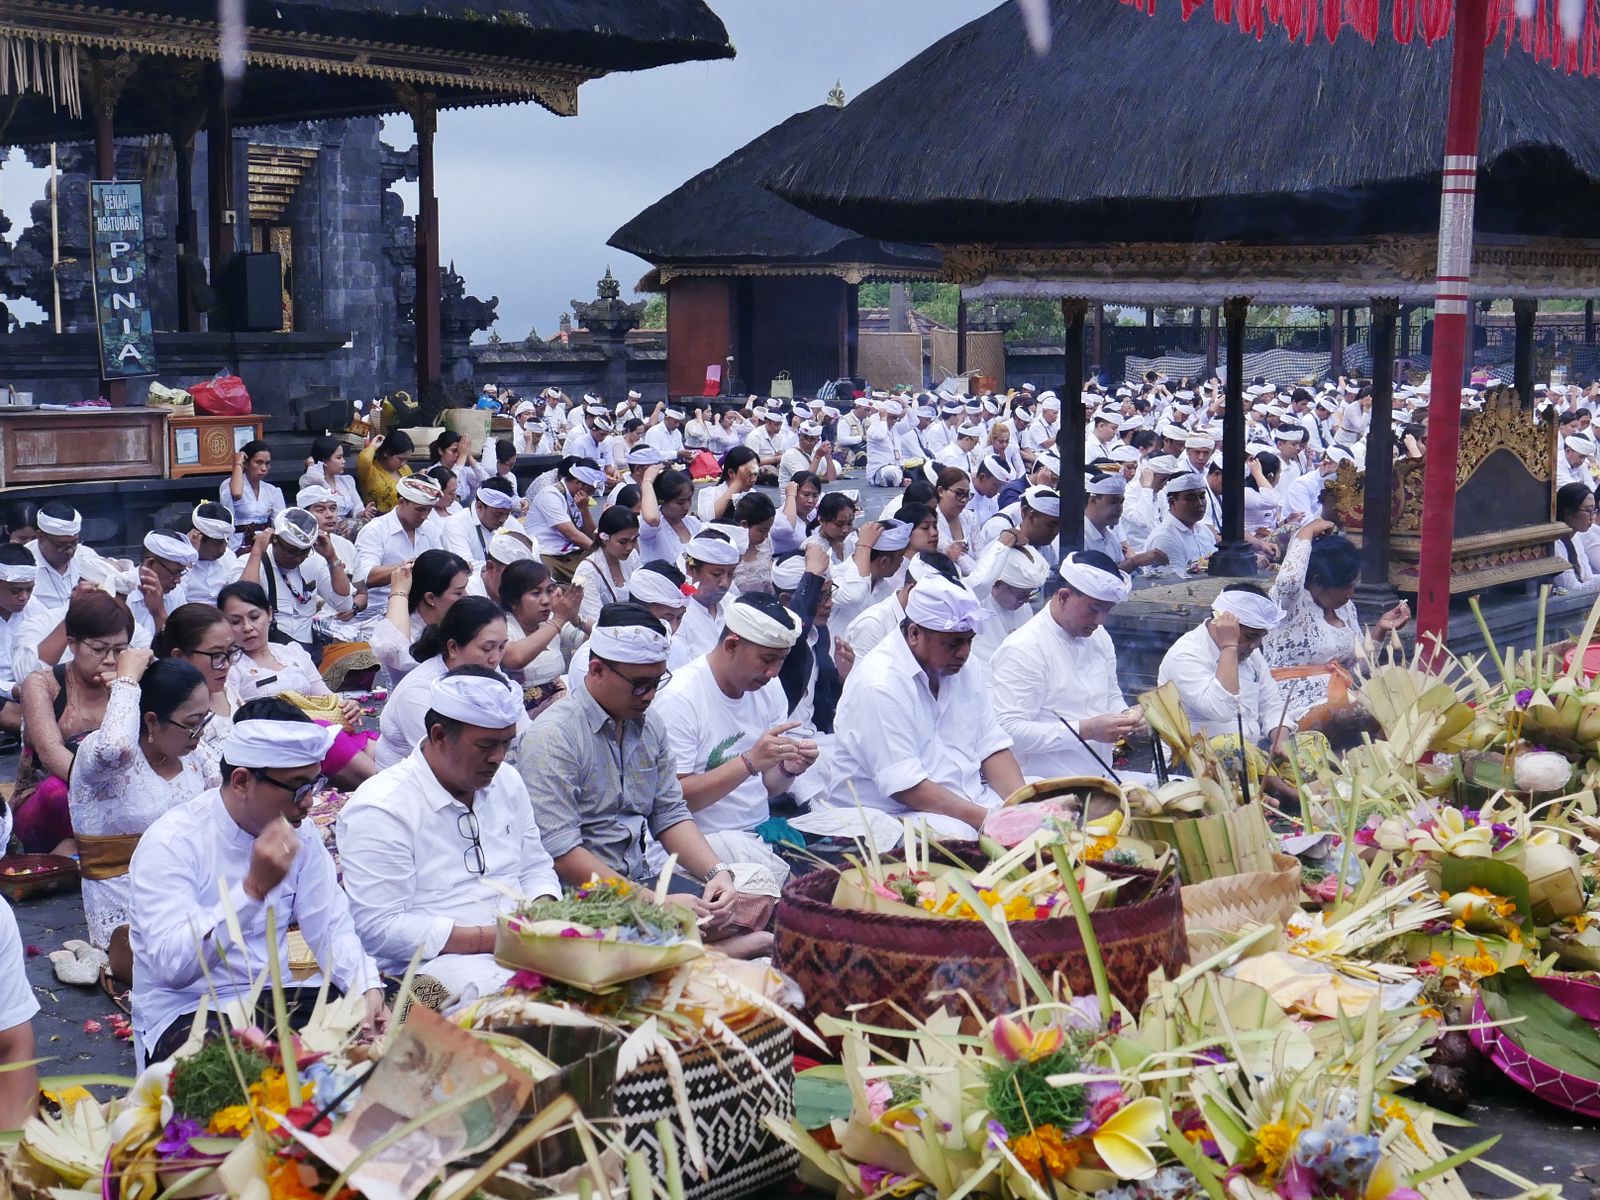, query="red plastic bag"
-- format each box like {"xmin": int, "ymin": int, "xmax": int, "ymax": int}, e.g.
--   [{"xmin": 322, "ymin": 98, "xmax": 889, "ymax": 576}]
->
[
  {"xmin": 688, "ymin": 449, "xmax": 721, "ymax": 481},
  {"xmin": 189, "ymin": 373, "xmax": 252, "ymax": 417}
]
